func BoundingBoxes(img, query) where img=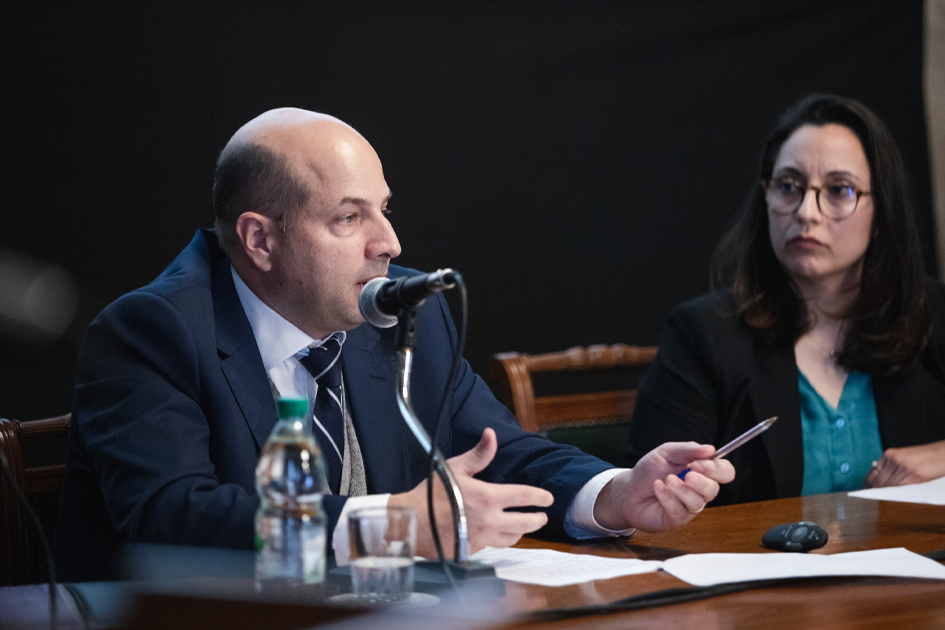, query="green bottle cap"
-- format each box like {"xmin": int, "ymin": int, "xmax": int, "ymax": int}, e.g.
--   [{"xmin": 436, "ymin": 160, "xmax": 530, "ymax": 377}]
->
[{"xmin": 277, "ymin": 398, "xmax": 309, "ymax": 419}]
